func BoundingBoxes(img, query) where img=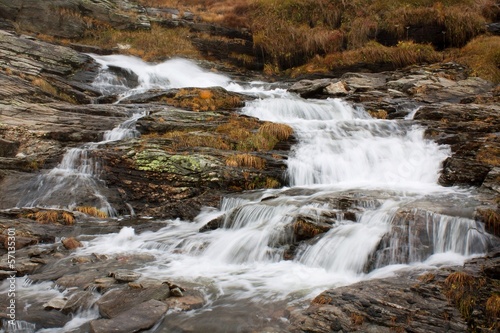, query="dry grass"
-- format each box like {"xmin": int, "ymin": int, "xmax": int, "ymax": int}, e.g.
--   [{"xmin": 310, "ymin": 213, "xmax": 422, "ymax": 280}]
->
[
  {"xmin": 368, "ymin": 110, "xmax": 388, "ymax": 119},
  {"xmin": 312, "ymin": 294, "xmax": 333, "ymax": 305},
  {"xmin": 418, "ymin": 272, "xmax": 436, "ymax": 283},
  {"xmin": 477, "ymin": 208, "xmax": 500, "ymax": 237},
  {"xmin": 225, "ymin": 153, "xmax": 265, "ymax": 169},
  {"xmin": 61, "ymin": 211, "xmax": 75, "ymax": 225},
  {"xmin": 75, "ymin": 206, "xmax": 108, "ymax": 218},
  {"xmin": 453, "ymin": 36, "xmax": 500, "ymax": 83},
  {"xmin": 258, "ymin": 122, "xmax": 293, "ymax": 141},
  {"xmin": 164, "ymin": 88, "xmax": 244, "ymax": 111},
  {"xmin": 78, "ymin": 24, "xmax": 200, "ymax": 61},
  {"xmin": 32, "ymin": 210, "xmax": 58, "ymax": 224},
  {"xmin": 31, "ymin": 77, "xmax": 77, "ymax": 103},
  {"xmin": 32, "ymin": 78, "xmax": 58, "ymax": 96},
  {"xmin": 305, "ymin": 41, "xmax": 441, "ymax": 73},
  {"xmin": 167, "ymin": 131, "xmax": 231, "ymax": 150},
  {"xmin": 476, "ymin": 145, "xmax": 500, "ymax": 166},
  {"xmin": 216, "ymin": 115, "xmax": 279, "ymax": 151},
  {"xmin": 350, "ymin": 313, "xmax": 365, "ymax": 326},
  {"xmin": 293, "ymin": 219, "xmax": 328, "ymax": 240},
  {"xmin": 24, "ymin": 210, "xmax": 75, "ymax": 225},
  {"xmin": 486, "ymin": 294, "xmax": 500, "ymax": 319},
  {"xmin": 443, "ymin": 271, "xmax": 479, "ymax": 320}
]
